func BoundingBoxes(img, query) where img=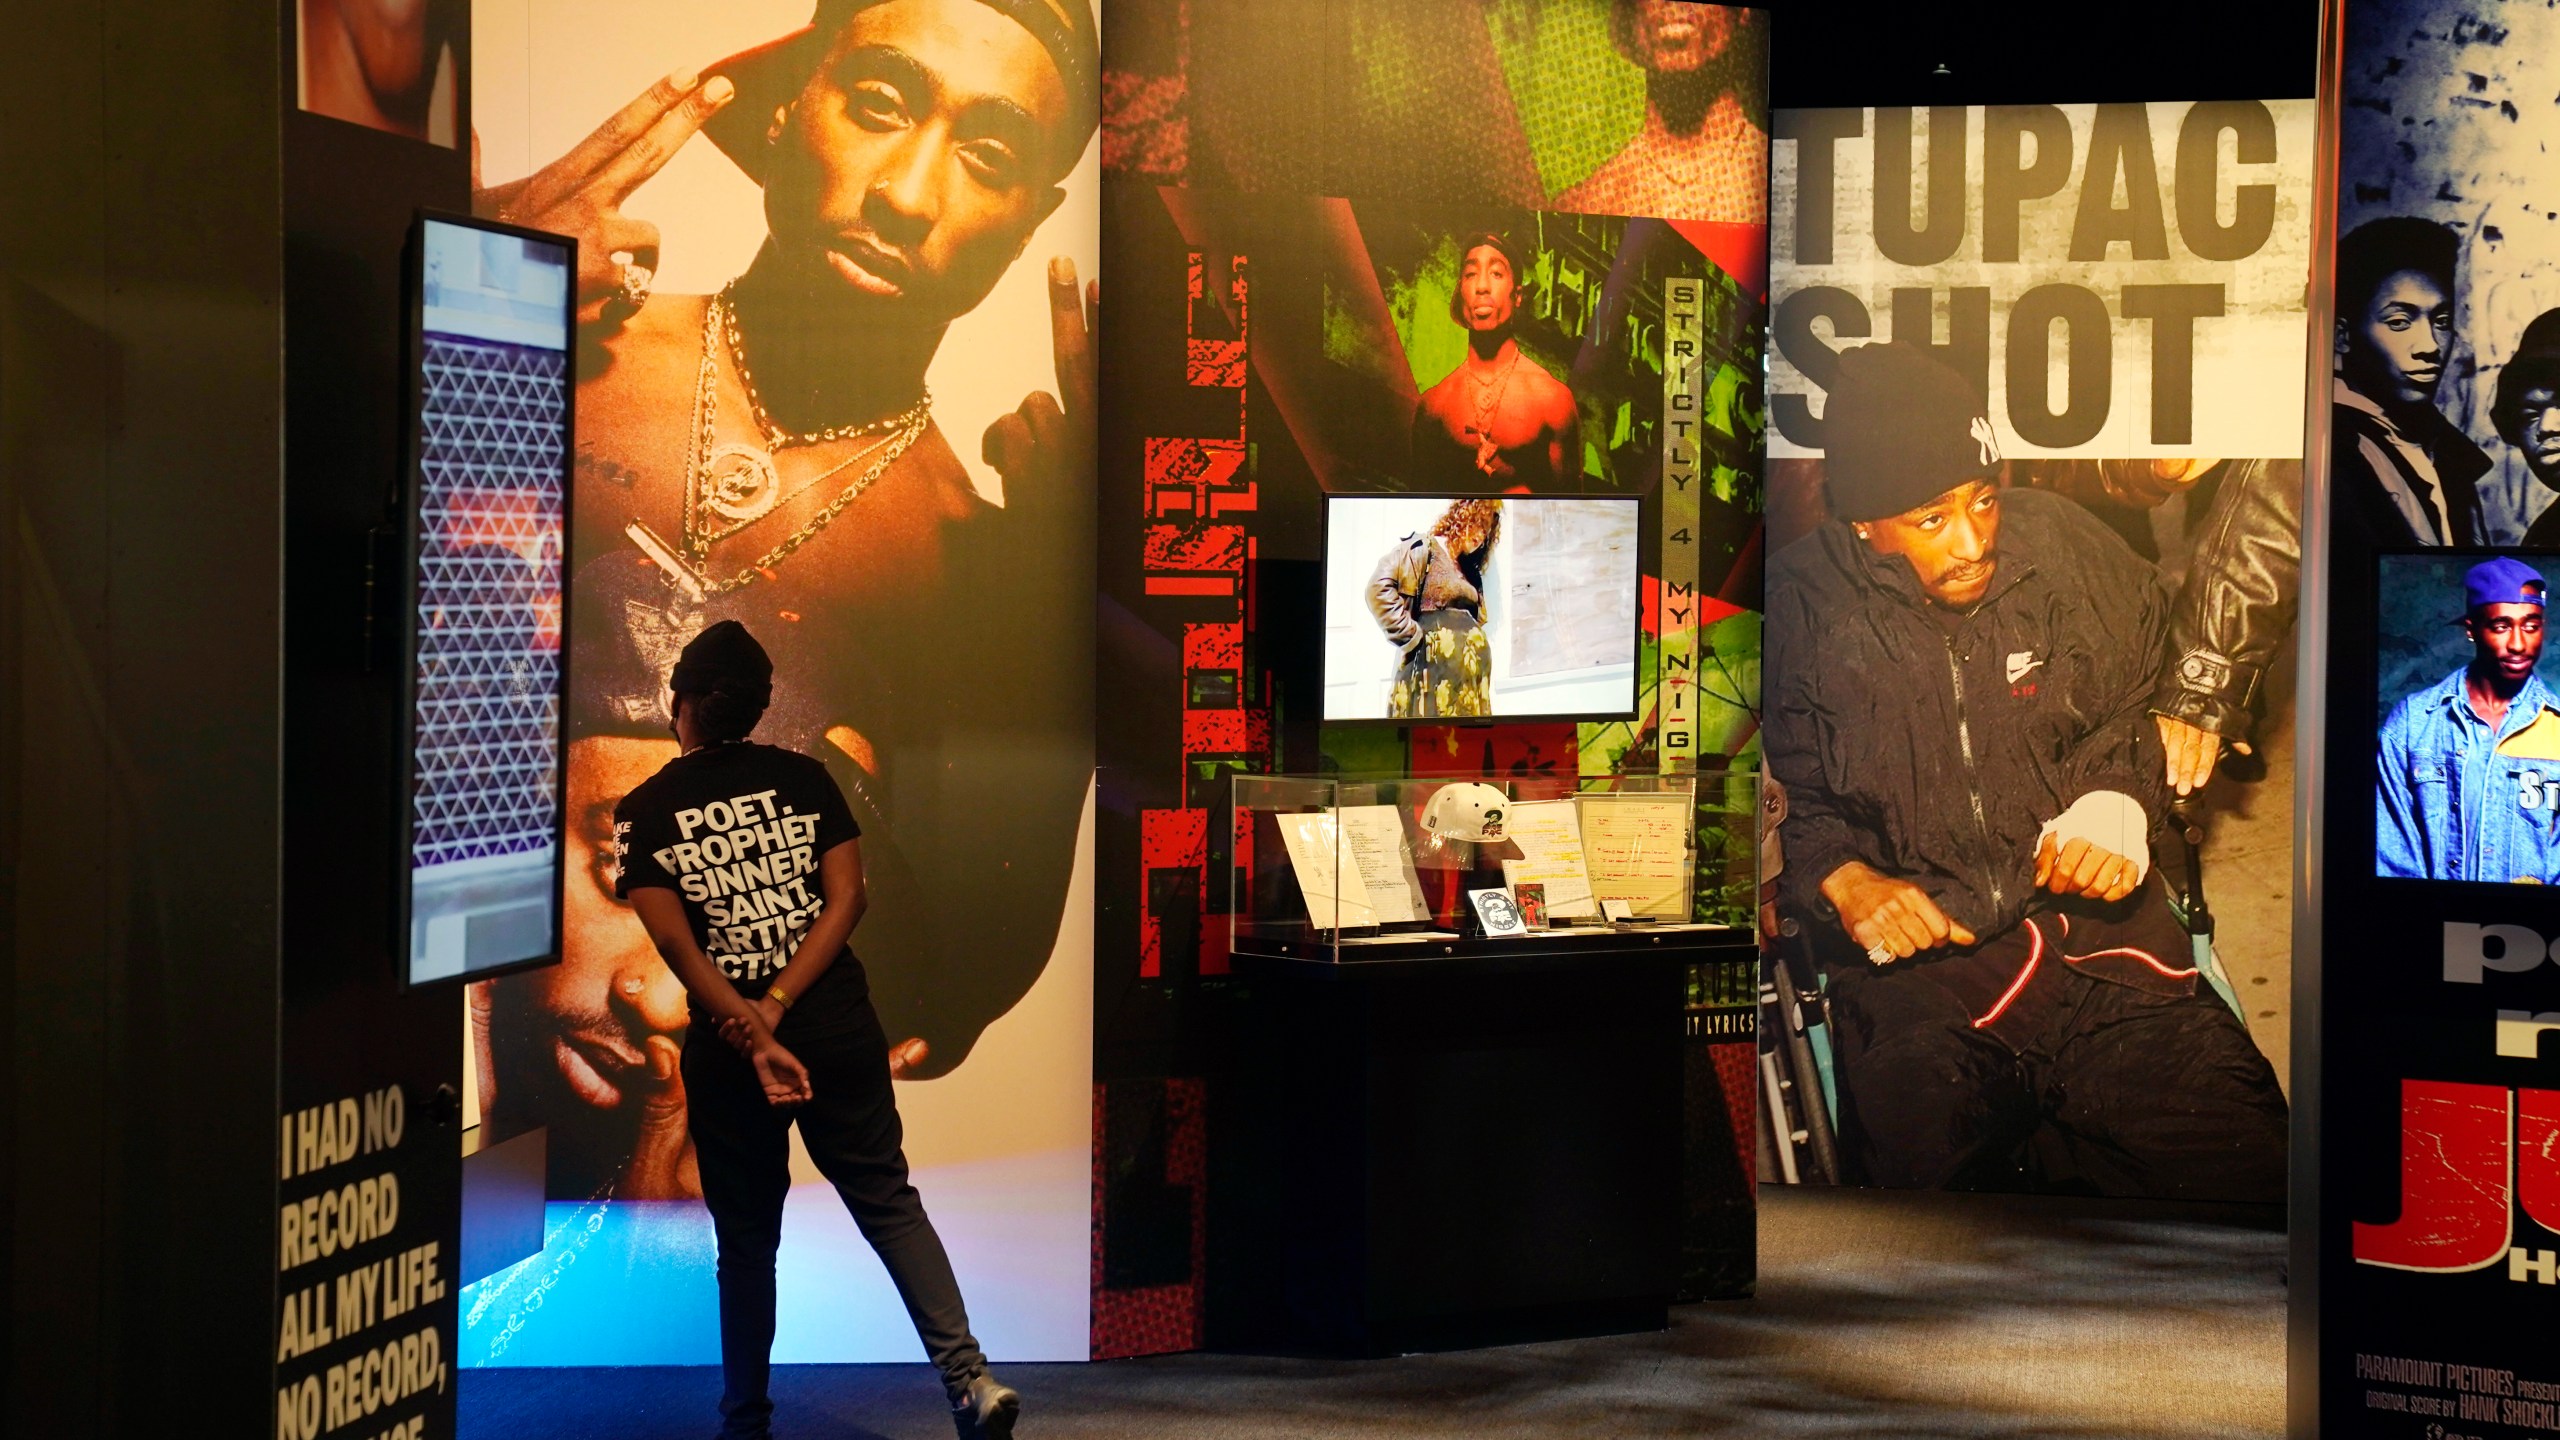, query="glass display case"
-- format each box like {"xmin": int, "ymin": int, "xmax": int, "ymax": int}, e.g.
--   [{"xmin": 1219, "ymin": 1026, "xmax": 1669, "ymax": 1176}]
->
[{"xmin": 1230, "ymin": 771, "xmax": 1728, "ymax": 961}]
